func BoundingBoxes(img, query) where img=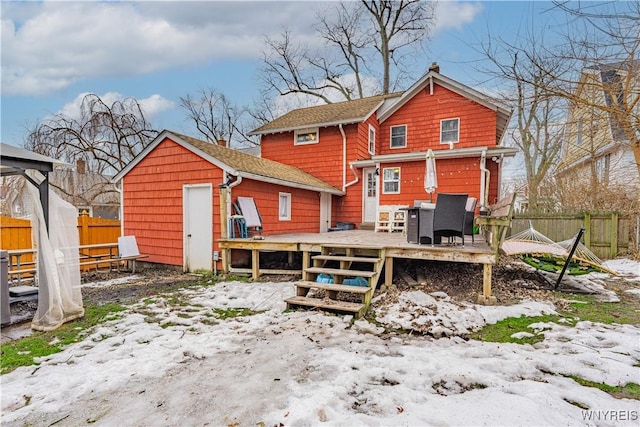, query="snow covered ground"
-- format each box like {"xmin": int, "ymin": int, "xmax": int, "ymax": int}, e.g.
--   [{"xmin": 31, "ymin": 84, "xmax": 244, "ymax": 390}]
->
[{"xmin": 1, "ymin": 259, "xmax": 639, "ymax": 426}]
